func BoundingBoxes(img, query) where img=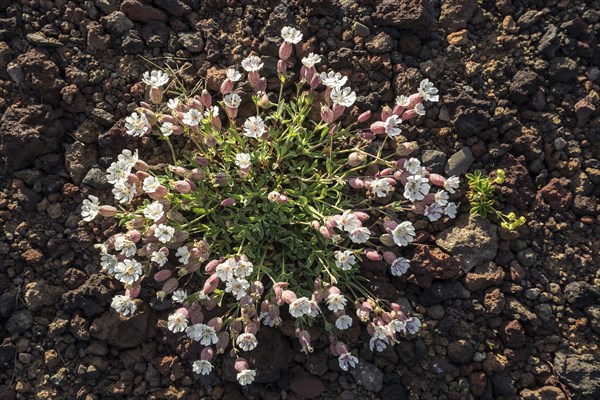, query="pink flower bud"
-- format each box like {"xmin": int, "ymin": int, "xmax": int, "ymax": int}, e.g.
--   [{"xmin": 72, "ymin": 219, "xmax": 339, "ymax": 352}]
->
[
  {"xmin": 227, "ymin": 106, "xmax": 238, "ymax": 119},
  {"xmin": 354, "ymin": 211, "xmax": 370, "ymax": 221},
  {"xmin": 311, "ymin": 220, "xmax": 321, "ymax": 229},
  {"xmin": 309, "ymin": 74, "xmax": 321, "ymax": 89},
  {"xmin": 256, "ymin": 77, "xmax": 267, "ymax": 92},
  {"xmin": 174, "ymin": 180, "xmax": 192, "ymax": 194},
  {"xmin": 138, "ymin": 108, "xmax": 157, "ymax": 125},
  {"xmin": 326, "ymin": 286, "xmax": 340, "ymax": 296},
  {"xmin": 127, "ymin": 173, "xmax": 140, "ymax": 185},
  {"xmin": 135, "ymin": 171, "xmax": 150, "ymax": 182},
  {"xmin": 277, "ymin": 59, "xmax": 287, "ymax": 75},
  {"xmin": 191, "ymin": 96, "xmax": 203, "ymax": 110},
  {"xmin": 251, "ymin": 281, "xmax": 264, "ymax": 296},
  {"xmin": 234, "ymin": 358, "xmax": 249, "ymax": 373},
  {"xmin": 348, "ymin": 177, "xmax": 364, "ymax": 189},
  {"xmin": 390, "ymin": 302, "xmax": 402, "ymax": 311},
  {"xmin": 175, "ymin": 307, "xmax": 189, "ymax": 318},
  {"xmin": 248, "ymin": 71, "xmax": 260, "ymax": 88},
  {"xmin": 382, "ymin": 251, "xmax": 396, "ymax": 265},
  {"xmin": 171, "ymin": 166, "xmax": 188, "ymax": 177},
  {"xmin": 134, "ymin": 160, "xmax": 149, "ymax": 172},
  {"xmin": 333, "ymin": 104, "xmax": 345, "ymax": 120},
  {"xmin": 422, "ymin": 193, "xmax": 436, "ymax": 204},
  {"xmin": 125, "ymin": 283, "xmax": 141, "ymax": 299},
  {"xmin": 207, "ymin": 317, "xmax": 223, "ymax": 331},
  {"xmin": 205, "ymin": 295, "xmax": 217, "ymax": 310},
  {"xmin": 361, "ymin": 131, "xmax": 375, "ymax": 140},
  {"xmin": 161, "ymin": 277, "xmax": 179, "ymax": 295},
  {"xmin": 281, "ymin": 290, "xmax": 297, "ymax": 304},
  {"xmin": 149, "ymin": 86, "xmax": 163, "ymax": 104},
  {"xmin": 188, "ymin": 302, "xmax": 204, "ymax": 324},
  {"xmin": 211, "ymin": 115, "xmax": 222, "ymax": 130},
  {"xmin": 321, "ymin": 105, "xmax": 334, "ymax": 124},
  {"xmin": 127, "ymin": 229, "xmax": 142, "ymax": 243},
  {"xmin": 162, "ymin": 115, "xmax": 177, "ymax": 124},
  {"xmin": 216, "ymin": 332, "xmax": 229, "ymax": 354},
  {"xmin": 381, "ymin": 105, "xmax": 392, "ymax": 121},
  {"xmin": 200, "ymin": 89, "xmax": 212, "ymax": 108},
  {"xmin": 220, "ymin": 197, "xmax": 236, "ymax": 207},
  {"xmin": 365, "ymin": 248, "xmax": 382, "ymax": 261},
  {"xmin": 203, "ymin": 274, "xmax": 220, "ymax": 294},
  {"xmin": 230, "ymin": 320, "xmax": 242, "ymax": 333},
  {"xmin": 149, "ymin": 185, "xmax": 168, "ymax": 200},
  {"xmin": 189, "ymin": 168, "xmax": 205, "ymax": 181},
  {"xmin": 319, "ymin": 226, "xmax": 332, "ymax": 239},
  {"xmin": 402, "ymin": 109, "xmax": 417, "ymax": 120},
  {"xmin": 279, "ymin": 41, "xmax": 292, "ymax": 60},
  {"xmin": 276, "ymin": 195, "xmax": 288, "ymax": 203},
  {"xmin": 245, "ymin": 321, "xmax": 258, "ymax": 335},
  {"xmin": 429, "ymin": 173, "xmax": 446, "ymax": 186},
  {"xmin": 413, "ymin": 202, "xmax": 427, "ymax": 214},
  {"xmin": 383, "ymin": 220, "xmax": 398, "ymax": 232},
  {"xmin": 172, "ymin": 125, "xmax": 184, "ymax": 135},
  {"xmin": 313, "ymin": 278, "xmax": 322, "ymax": 290},
  {"xmin": 335, "ymin": 342, "xmax": 349, "ymax": 356},
  {"xmin": 140, "ymin": 101, "xmax": 152, "ymax": 110},
  {"xmin": 205, "ymin": 259, "xmax": 220, "ymax": 274},
  {"xmin": 99, "ymin": 205, "xmax": 118, "ymax": 217},
  {"xmin": 357, "ymin": 110, "xmax": 371, "ymax": 123},
  {"xmin": 201, "ymin": 347, "xmax": 214, "ymax": 361},
  {"xmin": 297, "ymin": 329, "xmax": 312, "ymax": 353},
  {"xmin": 379, "ymin": 167, "xmax": 393, "ymax": 176},
  {"xmin": 407, "ymin": 93, "xmax": 423, "ymax": 108},
  {"xmin": 382, "ymin": 312, "xmax": 393, "ymax": 324},
  {"xmin": 220, "ymin": 79, "xmax": 234, "ymax": 95},
  {"xmin": 370, "ymin": 121, "xmax": 386, "ymax": 134},
  {"xmin": 393, "ymin": 104, "xmax": 405, "ymax": 116}
]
